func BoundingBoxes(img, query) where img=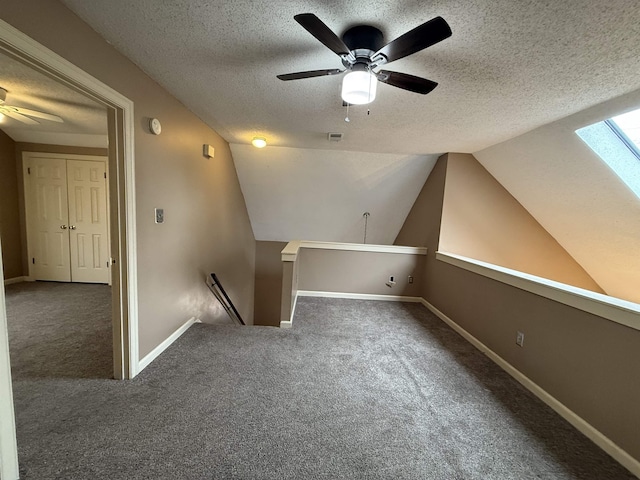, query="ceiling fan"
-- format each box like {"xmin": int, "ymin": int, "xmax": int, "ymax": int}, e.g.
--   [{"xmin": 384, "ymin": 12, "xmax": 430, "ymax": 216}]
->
[
  {"xmin": 277, "ymin": 14, "xmax": 452, "ymax": 105},
  {"xmin": 0, "ymin": 87, "xmax": 64, "ymax": 125}
]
